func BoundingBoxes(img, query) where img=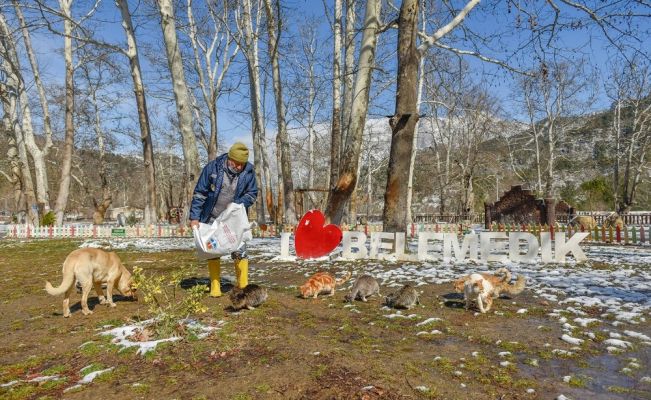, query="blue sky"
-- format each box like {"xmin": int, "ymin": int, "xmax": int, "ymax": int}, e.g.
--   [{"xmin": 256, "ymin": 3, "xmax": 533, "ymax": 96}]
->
[{"xmin": 13, "ymin": 0, "xmax": 651, "ymax": 159}]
